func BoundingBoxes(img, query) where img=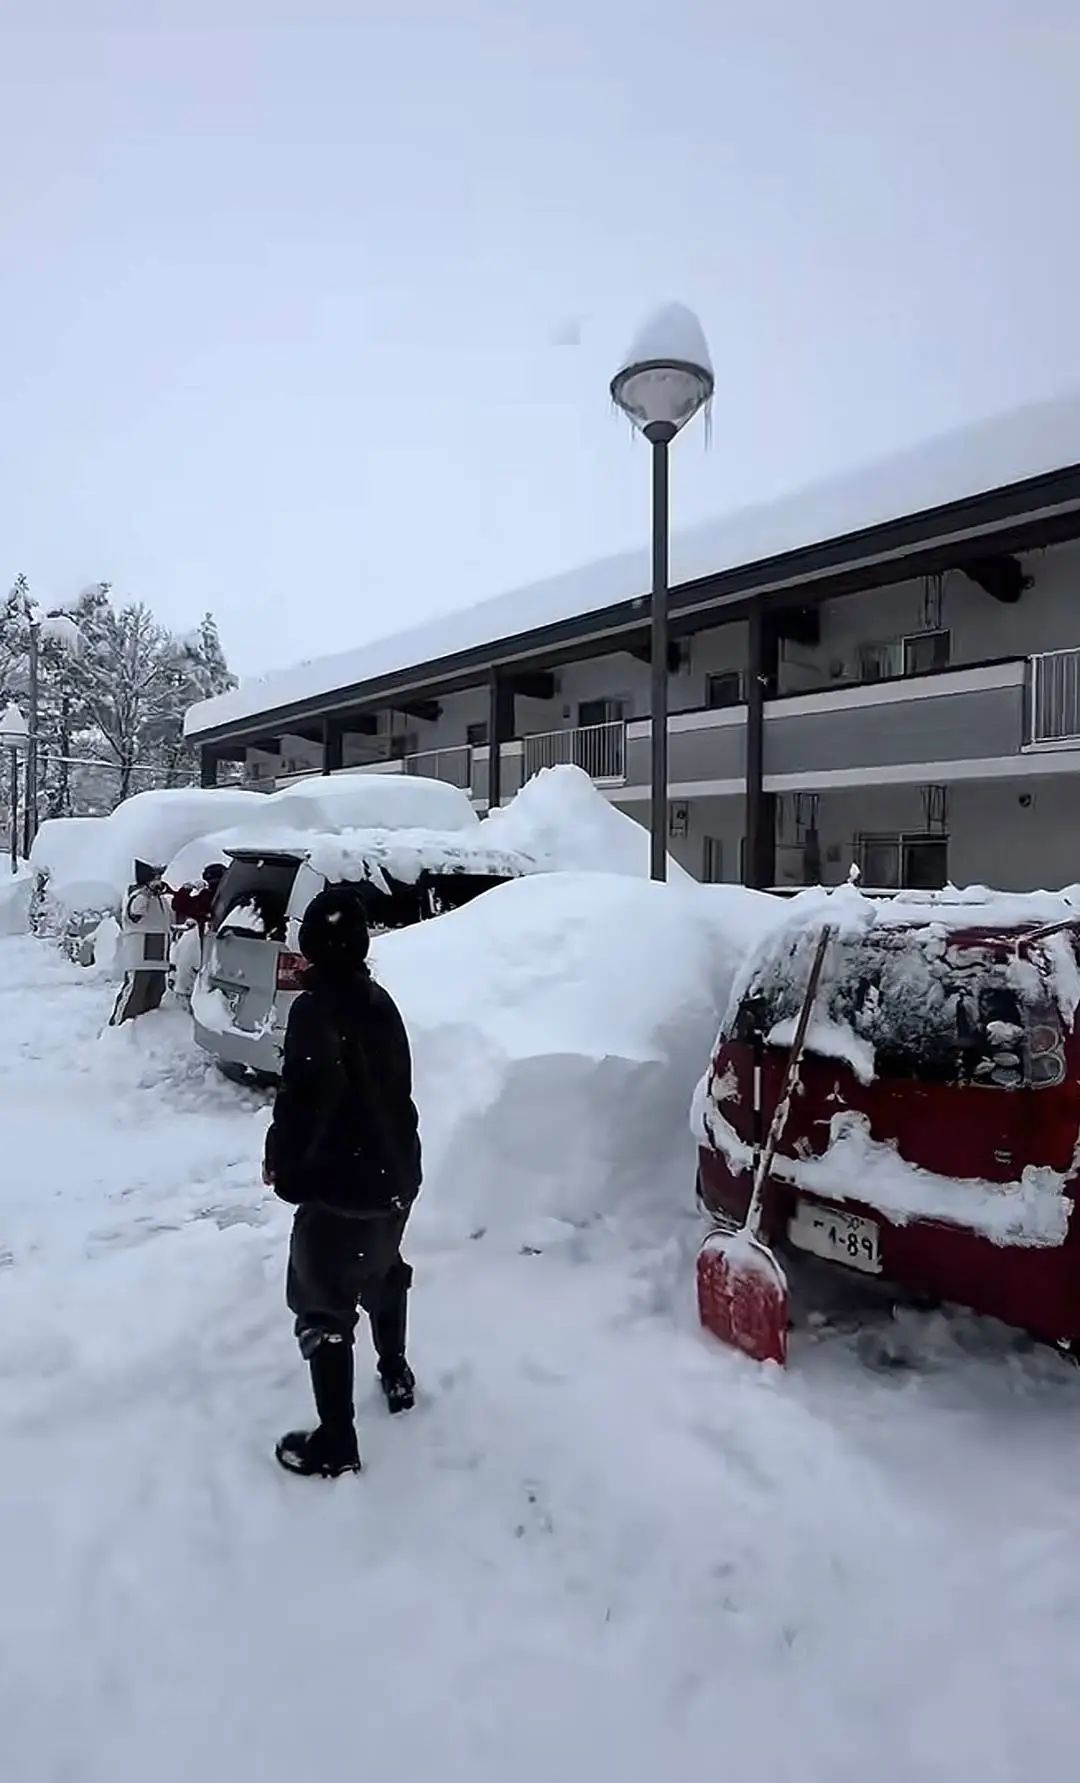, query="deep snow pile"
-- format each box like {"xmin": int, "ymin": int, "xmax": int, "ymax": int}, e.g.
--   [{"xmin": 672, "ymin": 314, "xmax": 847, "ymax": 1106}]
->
[
  {"xmin": 30, "ymin": 789, "xmax": 263, "ymax": 922},
  {"xmin": 169, "ymin": 765, "xmax": 685, "ymax": 897},
  {"xmin": 6, "ymin": 929, "xmax": 1080, "ymax": 1781},
  {"xmin": 166, "ymin": 775, "xmax": 488, "ymax": 888},
  {"xmin": 0, "ymin": 862, "xmax": 32, "ymax": 935},
  {"xmin": 375, "ymin": 871, "xmax": 777, "ymax": 1247},
  {"xmin": 481, "ymin": 764, "xmax": 691, "ymax": 879}
]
